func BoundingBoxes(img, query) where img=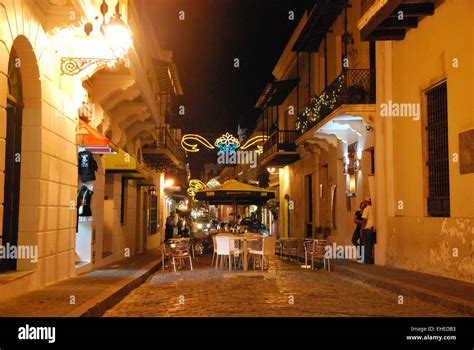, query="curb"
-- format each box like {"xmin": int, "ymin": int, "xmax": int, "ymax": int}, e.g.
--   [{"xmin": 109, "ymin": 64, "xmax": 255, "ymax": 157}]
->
[
  {"xmin": 63, "ymin": 256, "xmax": 162, "ymax": 317},
  {"xmin": 331, "ymin": 263, "xmax": 474, "ymax": 316},
  {"xmin": 277, "ymin": 252, "xmax": 474, "ymax": 316}
]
